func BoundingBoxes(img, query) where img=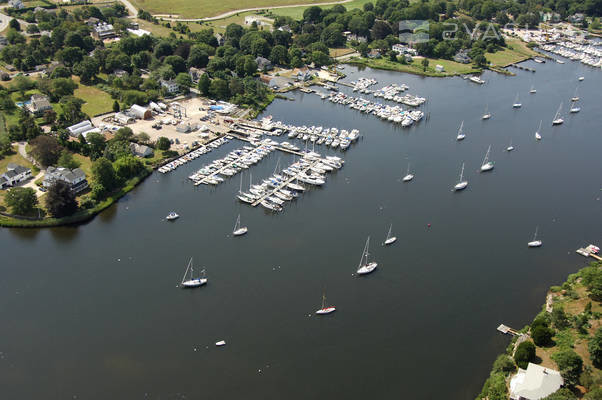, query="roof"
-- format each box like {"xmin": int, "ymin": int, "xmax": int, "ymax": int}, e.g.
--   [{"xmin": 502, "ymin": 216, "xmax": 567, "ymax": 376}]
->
[
  {"xmin": 510, "ymin": 363, "xmax": 563, "ymax": 400},
  {"xmin": 6, "ymin": 163, "xmax": 29, "ymax": 174}
]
